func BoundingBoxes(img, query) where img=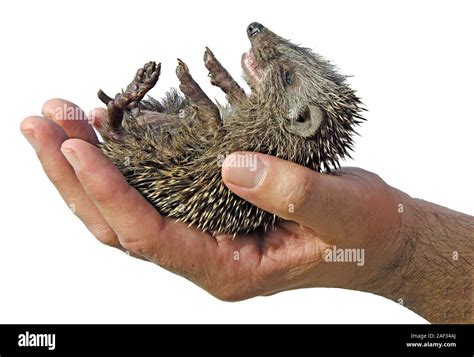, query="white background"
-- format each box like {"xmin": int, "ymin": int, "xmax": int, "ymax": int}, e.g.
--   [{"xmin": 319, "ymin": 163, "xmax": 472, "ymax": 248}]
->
[{"xmin": 1, "ymin": 0, "xmax": 473, "ymax": 323}]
